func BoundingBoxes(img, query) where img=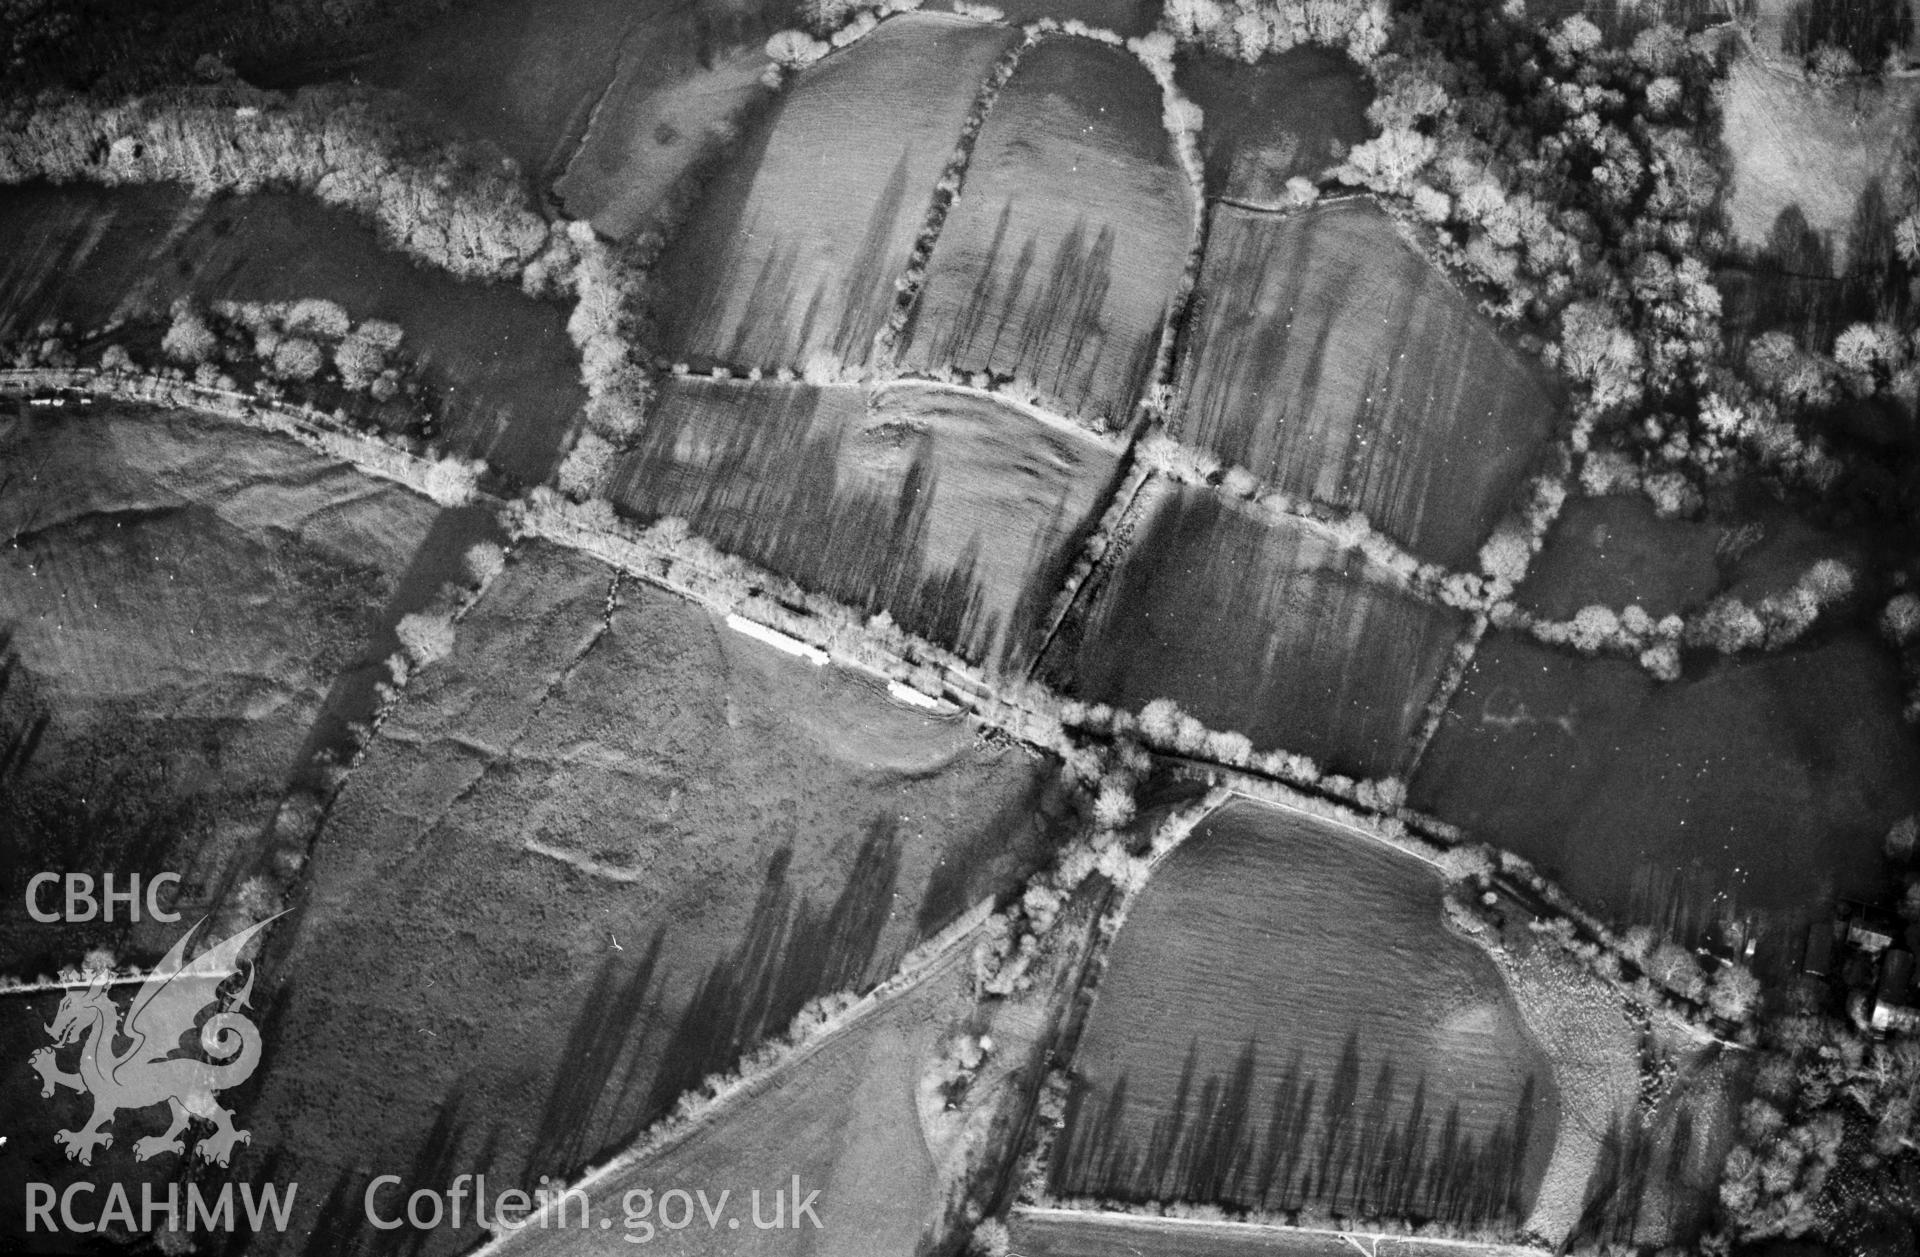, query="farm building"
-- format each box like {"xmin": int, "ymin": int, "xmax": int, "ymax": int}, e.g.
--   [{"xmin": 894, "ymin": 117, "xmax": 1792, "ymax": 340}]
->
[
  {"xmin": 1873, "ymin": 949, "xmax": 1919, "ymax": 1034},
  {"xmin": 1848, "ymin": 913, "xmax": 1899, "ymax": 954}
]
